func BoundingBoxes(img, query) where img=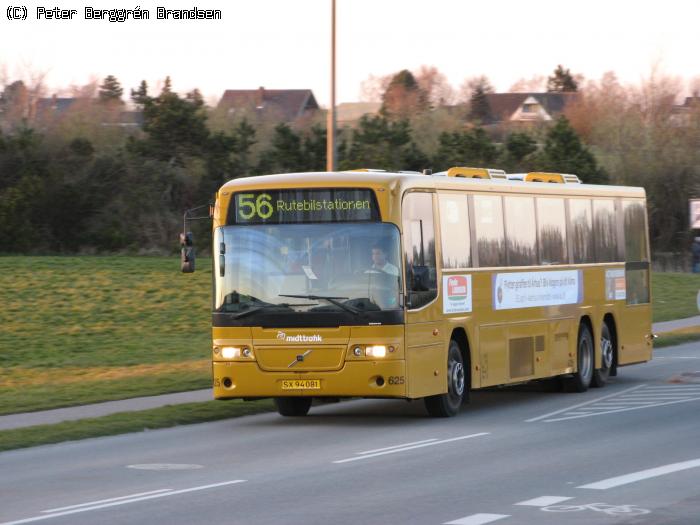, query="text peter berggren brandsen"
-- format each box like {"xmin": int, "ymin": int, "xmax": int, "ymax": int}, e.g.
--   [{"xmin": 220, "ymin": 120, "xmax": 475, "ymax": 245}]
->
[{"xmin": 34, "ymin": 6, "xmax": 222, "ymax": 22}]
